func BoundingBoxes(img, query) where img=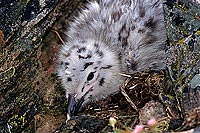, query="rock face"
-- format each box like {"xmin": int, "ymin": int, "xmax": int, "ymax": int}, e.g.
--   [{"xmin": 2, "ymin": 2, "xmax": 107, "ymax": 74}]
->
[
  {"xmin": 163, "ymin": 0, "xmax": 200, "ymax": 131},
  {"xmin": 0, "ymin": 0, "xmax": 85, "ymax": 132},
  {"xmin": 164, "ymin": 0, "xmax": 200, "ymax": 114}
]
